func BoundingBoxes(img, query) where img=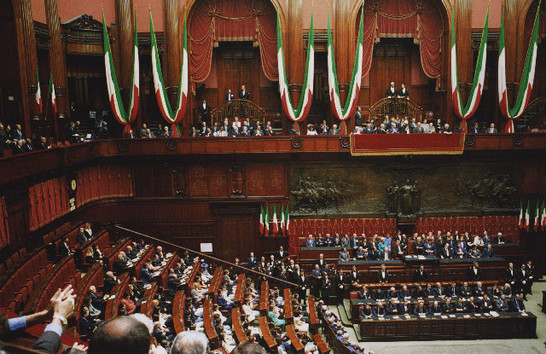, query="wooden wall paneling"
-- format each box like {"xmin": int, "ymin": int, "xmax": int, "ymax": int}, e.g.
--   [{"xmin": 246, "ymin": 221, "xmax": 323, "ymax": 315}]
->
[
  {"xmin": 207, "ymin": 165, "xmax": 229, "ymax": 198},
  {"xmin": 45, "ymin": 0, "xmax": 68, "ymax": 135},
  {"xmin": 188, "ymin": 165, "xmax": 209, "ymax": 197},
  {"xmin": 215, "ymin": 205, "xmax": 258, "ymax": 262},
  {"xmin": 164, "ymin": 0, "xmax": 180, "ymax": 108},
  {"xmin": 285, "ymin": 0, "xmax": 303, "ymax": 132},
  {"xmin": 13, "ymin": 0, "xmax": 39, "ymax": 135}
]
